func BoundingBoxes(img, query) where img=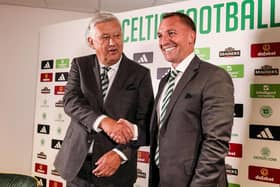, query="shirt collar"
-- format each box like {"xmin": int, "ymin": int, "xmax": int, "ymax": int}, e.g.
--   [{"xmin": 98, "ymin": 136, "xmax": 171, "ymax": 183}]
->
[
  {"xmin": 170, "ymin": 52, "xmax": 195, "ymax": 73},
  {"xmin": 99, "ymin": 55, "xmax": 122, "ymax": 71}
]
